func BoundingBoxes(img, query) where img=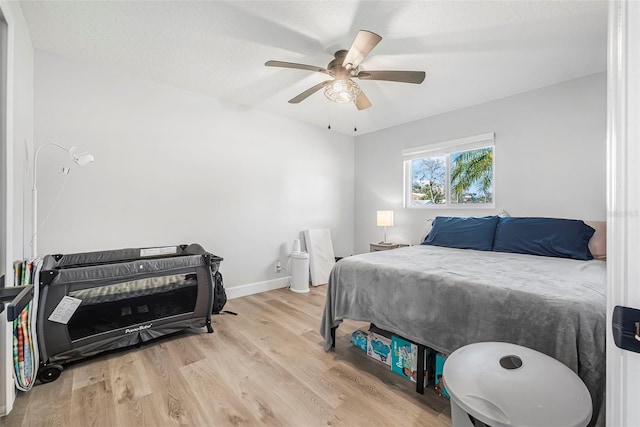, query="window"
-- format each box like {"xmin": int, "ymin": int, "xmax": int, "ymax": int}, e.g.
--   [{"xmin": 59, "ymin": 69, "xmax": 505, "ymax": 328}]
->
[{"xmin": 403, "ymin": 133, "xmax": 495, "ymax": 208}]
